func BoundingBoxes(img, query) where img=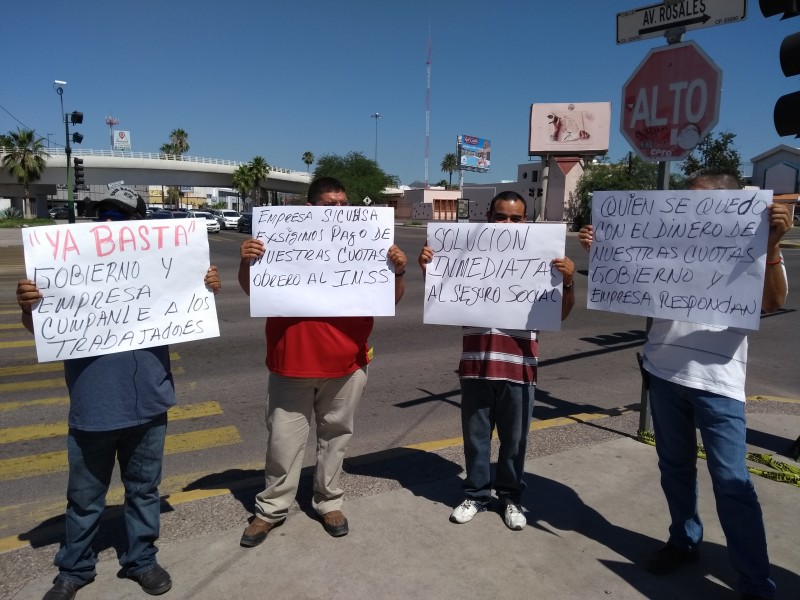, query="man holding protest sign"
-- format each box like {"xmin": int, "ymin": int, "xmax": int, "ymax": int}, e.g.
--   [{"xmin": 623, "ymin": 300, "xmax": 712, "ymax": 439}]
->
[
  {"xmin": 579, "ymin": 169, "xmax": 791, "ymax": 600},
  {"xmin": 16, "ymin": 186, "xmax": 222, "ymax": 600},
  {"xmin": 238, "ymin": 176, "xmax": 407, "ymax": 546},
  {"xmin": 418, "ymin": 191, "xmax": 575, "ymax": 531}
]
